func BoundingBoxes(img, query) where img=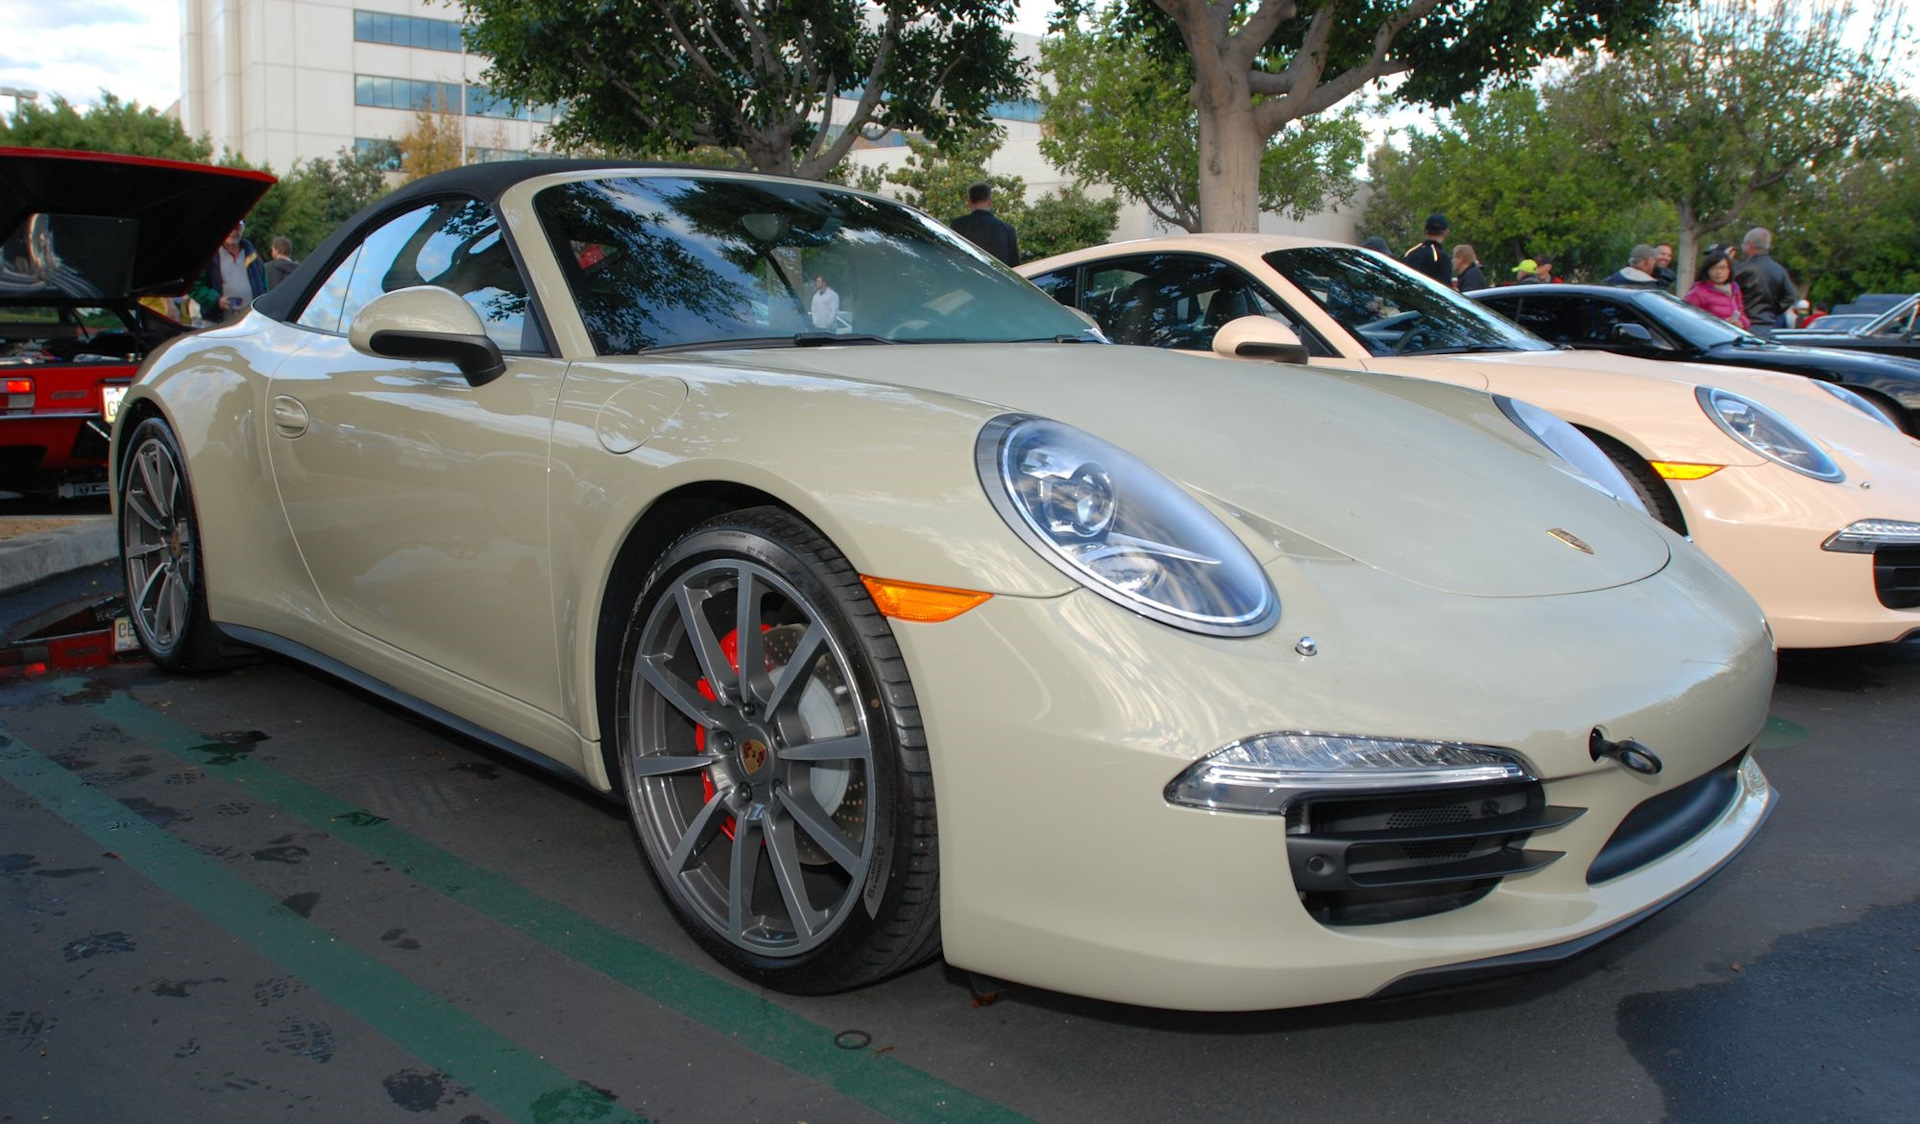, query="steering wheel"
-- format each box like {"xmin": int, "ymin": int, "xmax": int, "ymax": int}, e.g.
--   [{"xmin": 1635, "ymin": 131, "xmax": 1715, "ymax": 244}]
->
[{"xmin": 1390, "ymin": 320, "xmax": 1429, "ymax": 355}]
